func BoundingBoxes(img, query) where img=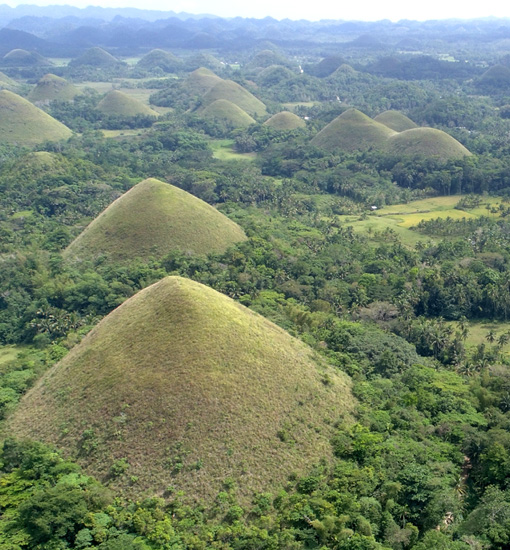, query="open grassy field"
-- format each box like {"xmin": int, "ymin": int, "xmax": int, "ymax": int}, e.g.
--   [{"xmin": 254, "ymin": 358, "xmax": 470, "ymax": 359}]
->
[
  {"xmin": 210, "ymin": 139, "xmax": 257, "ymax": 161},
  {"xmin": 0, "ymin": 345, "xmax": 22, "ymax": 371},
  {"xmin": 338, "ymin": 195, "xmax": 506, "ymax": 245}
]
